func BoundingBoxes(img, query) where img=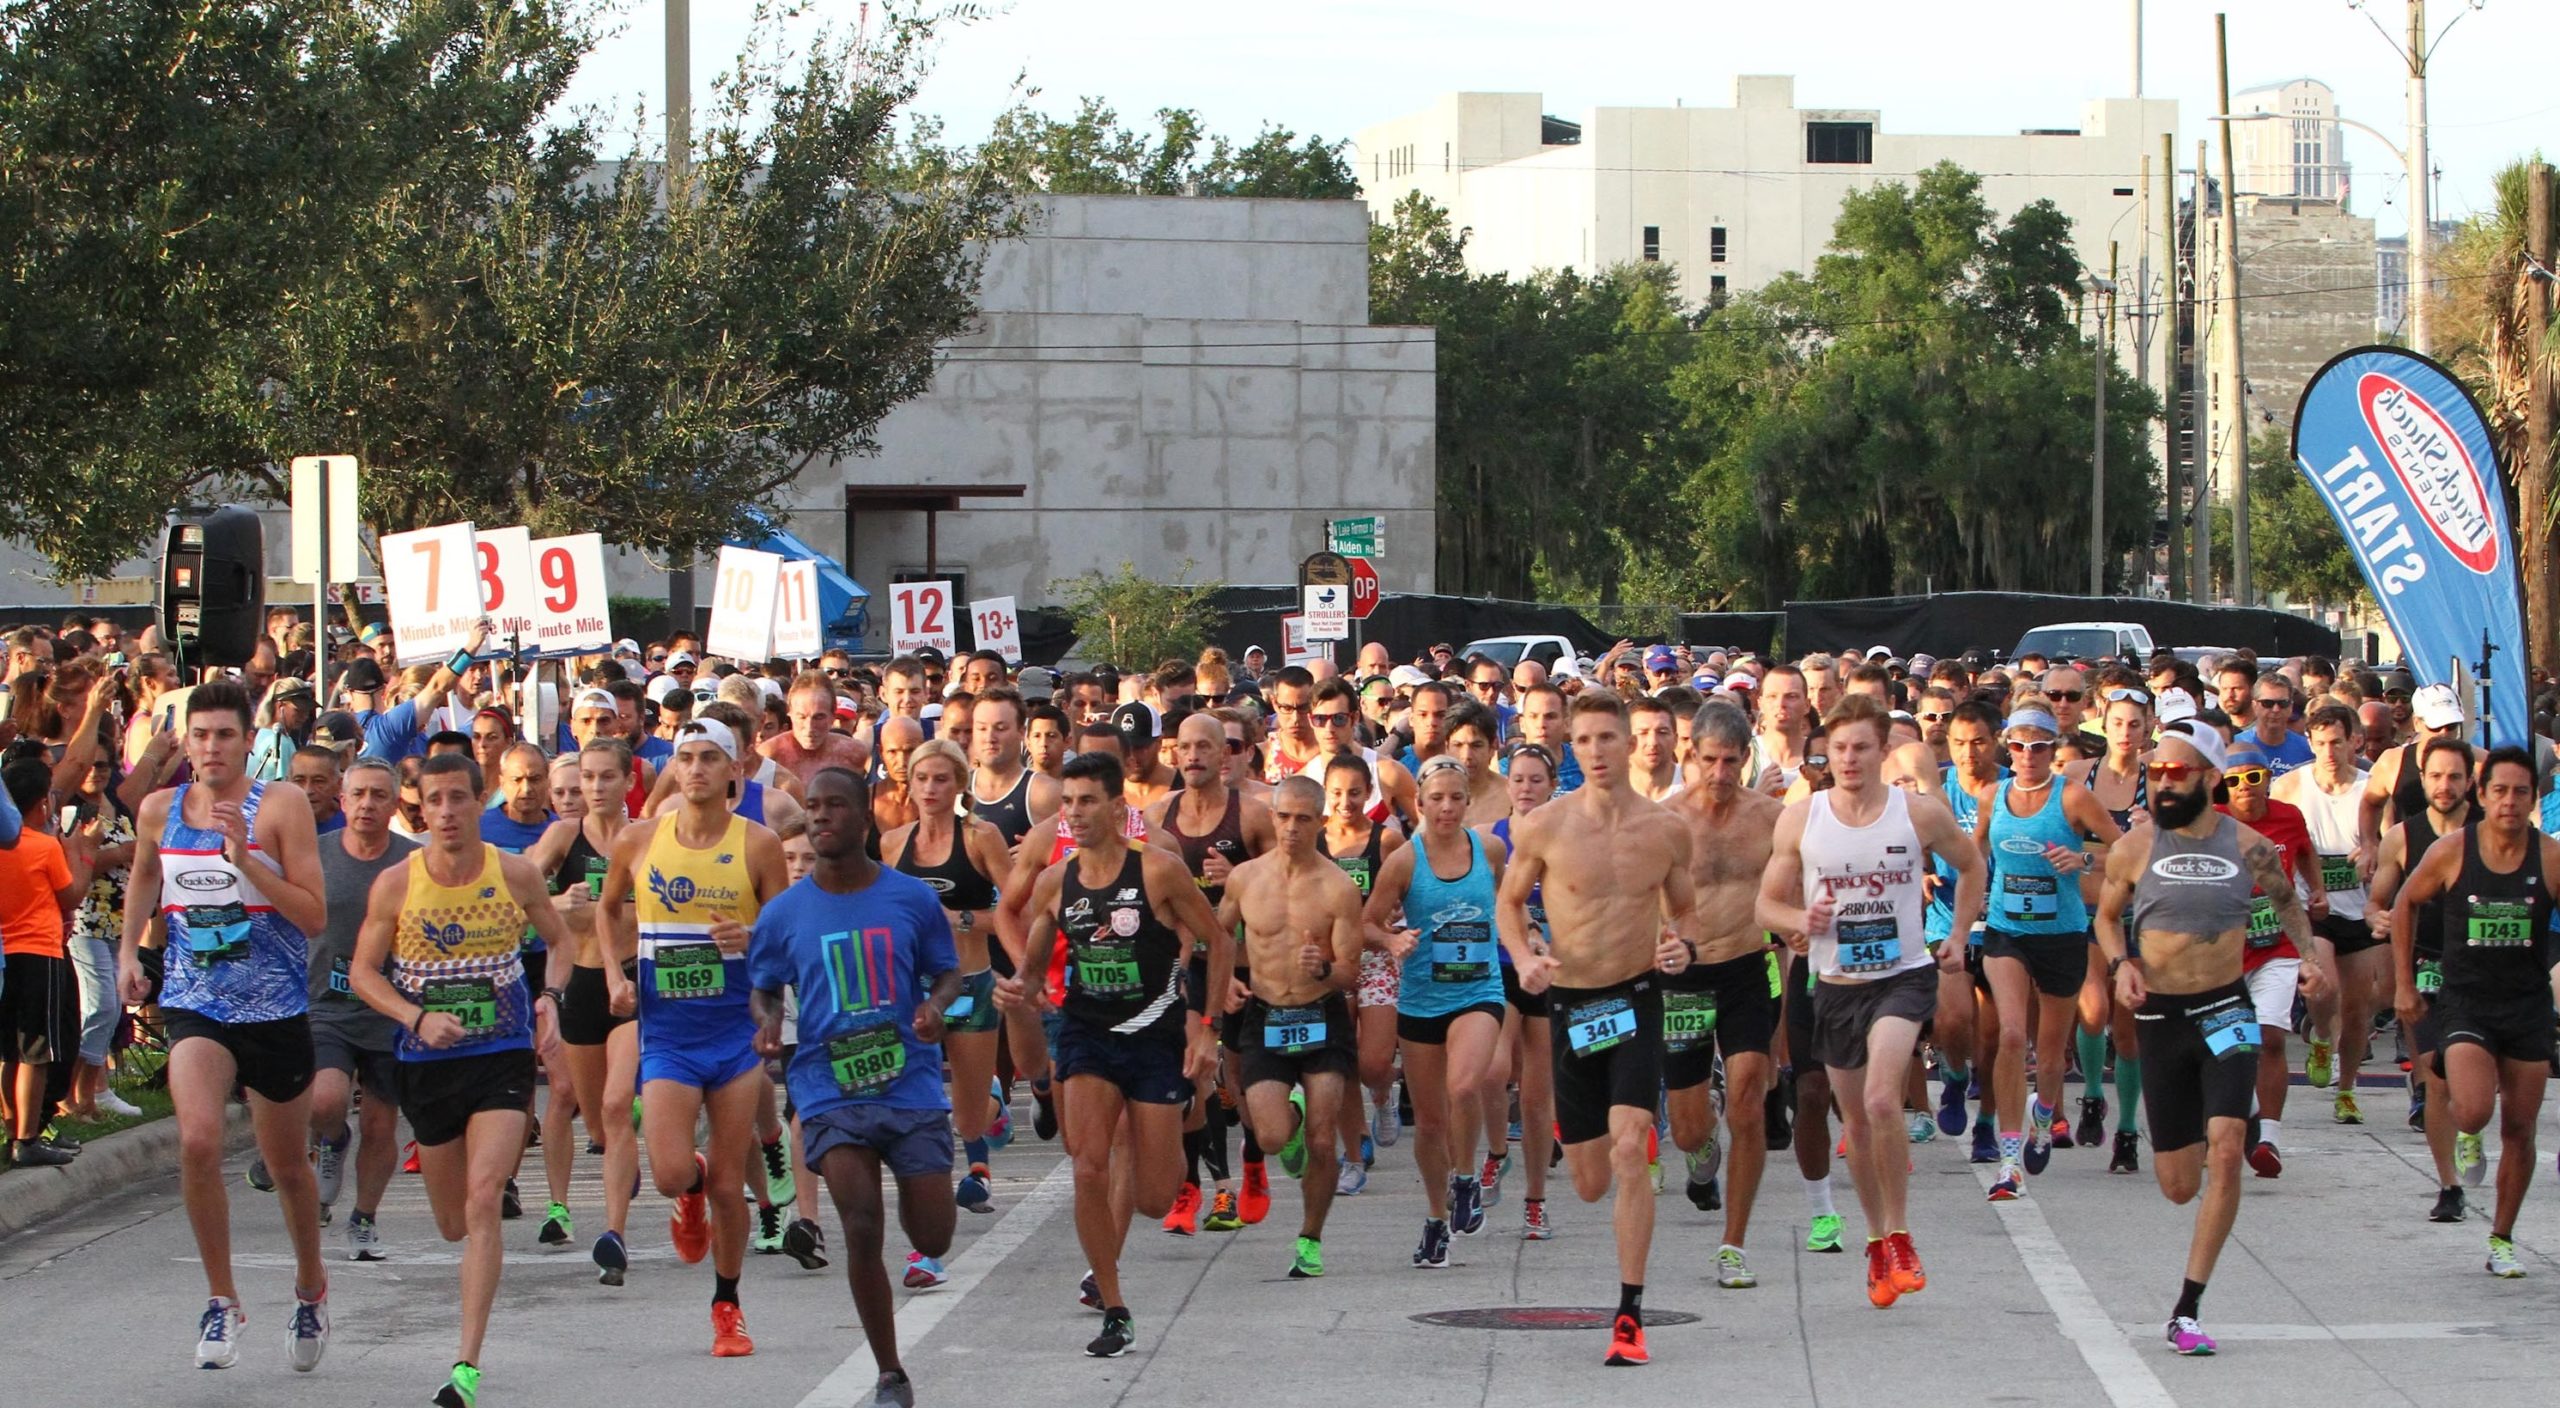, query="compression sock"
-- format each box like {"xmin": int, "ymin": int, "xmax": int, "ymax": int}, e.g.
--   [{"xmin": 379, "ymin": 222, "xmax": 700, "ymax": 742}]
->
[
  {"xmin": 2114, "ymin": 1056, "xmax": 2143, "ymax": 1132},
  {"xmin": 1998, "ymin": 1132, "xmax": 2025, "ymax": 1165},
  {"xmin": 1184, "ymin": 1127, "xmax": 1205, "ymax": 1186},
  {"xmin": 963, "ymin": 1137, "xmax": 990, "ymax": 1169},
  {"xmin": 2173, "ymin": 1277, "xmax": 2206, "ymax": 1320},
  {"xmin": 2075, "ymin": 1029, "xmax": 2109, "ymax": 1092},
  {"xmin": 1802, "ymin": 1175, "xmax": 1835, "ymax": 1219},
  {"xmin": 1241, "ymin": 1125, "xmax": 1264, "ymax": 1165},
  {"xmin": 713, "ymin": 1274, "xmax": 740, "ymax": 1306},
  {"xmin": 1618, "ymin": 1282, "xmax": 1644, "ymax": 1321},
  {"xmin": 1200, "ymin": 1113, "xmax": 1232, "ymax": 1185}
]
